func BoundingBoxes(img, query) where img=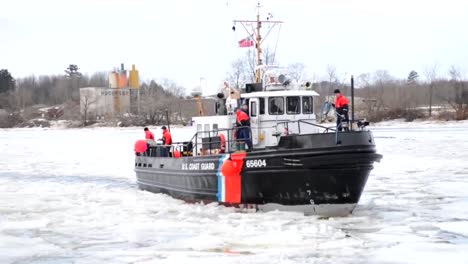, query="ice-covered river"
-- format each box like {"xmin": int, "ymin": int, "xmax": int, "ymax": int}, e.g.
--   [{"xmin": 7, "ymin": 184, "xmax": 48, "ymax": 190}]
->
[{"xmin": 1, "ymin": 122, "xmax": 467, "ymax": 264}]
